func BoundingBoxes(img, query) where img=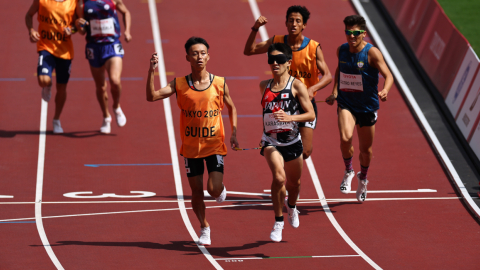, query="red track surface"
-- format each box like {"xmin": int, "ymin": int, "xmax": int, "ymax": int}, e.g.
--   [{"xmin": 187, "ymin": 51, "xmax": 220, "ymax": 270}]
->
[{"xmin": 1, "ymin": 0, "xmax": 479, "ymax": 269}]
